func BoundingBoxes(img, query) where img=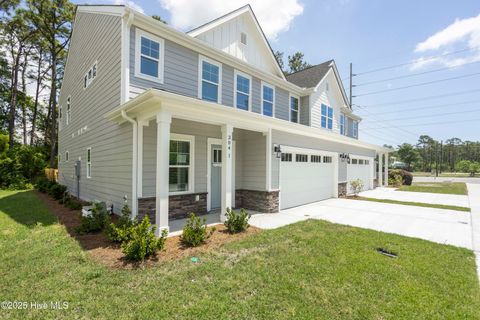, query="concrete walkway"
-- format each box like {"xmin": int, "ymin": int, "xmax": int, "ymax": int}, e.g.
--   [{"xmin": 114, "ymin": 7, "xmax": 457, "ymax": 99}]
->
[
  {"xmin": 358, "ymin": 187, "xmax": 469, "ymax": 207},
  {"xmin": 249, "ymin": 198, "xmax": 472, "ymax": 249},
  {"xmin": 415, "ymin": 176, "xmax": 480, "ymax": 184},
  {"xmin": 467, "ymin": 184, "xmax": 480, "ymax": 281}
]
